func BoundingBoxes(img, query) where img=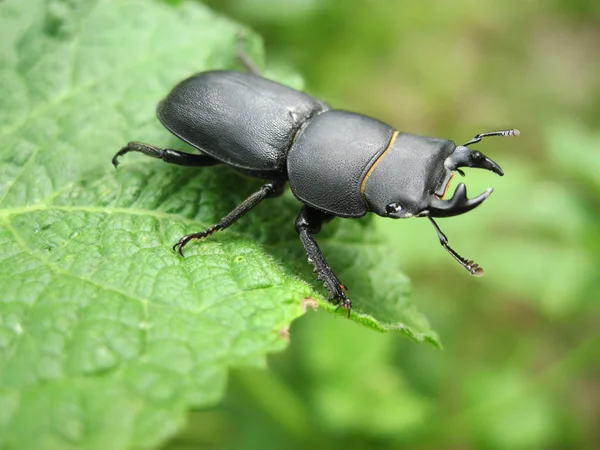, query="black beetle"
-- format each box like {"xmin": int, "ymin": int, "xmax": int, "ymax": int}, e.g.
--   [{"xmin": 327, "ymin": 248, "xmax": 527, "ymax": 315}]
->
[{"xmin": 112, "ymin": 47, "xmax": 519, "ymax": 316}]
